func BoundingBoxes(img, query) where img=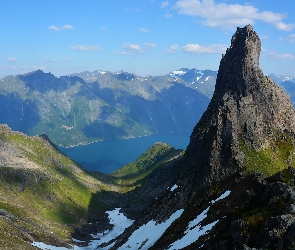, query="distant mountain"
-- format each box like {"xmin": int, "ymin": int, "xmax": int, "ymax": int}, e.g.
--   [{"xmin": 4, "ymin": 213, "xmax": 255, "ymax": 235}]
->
[
  {"xmin": 169, "ymin": 68, "xmax": 217, "ymax": 98},
  {"xmin": 269, "ymin": 73, "xmax": 295, "ymax": 106},
  {"xmin": 0, "ymin": 70, "xmax": 209, "ymax": 147}
]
